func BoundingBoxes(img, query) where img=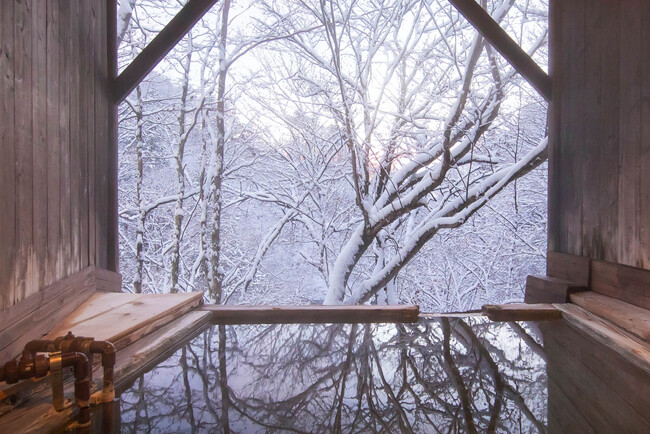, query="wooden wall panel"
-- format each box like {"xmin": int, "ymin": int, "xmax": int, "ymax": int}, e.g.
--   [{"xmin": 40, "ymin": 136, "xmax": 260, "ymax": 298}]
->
[
  {"xmin": 0, "ymin": 0, "xmax": 116, "ymax": 313},
  {"xmin": 13, "ymin": 0, "xmax": 34, "ymax": 308},
  {"xmin": 641, "ymin": 4, "xmax": 650, "ymax": 267},
  {"xmin": 542, "ymin": 321, "xmax": 650, "ymax": 433},
  {"xmin": 549, "ymin": 0, "xmax": 650, "ymax": 270},
  {"xmin": 0, "ymin": 1, "xmax": 16, "ymax": 310}
]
